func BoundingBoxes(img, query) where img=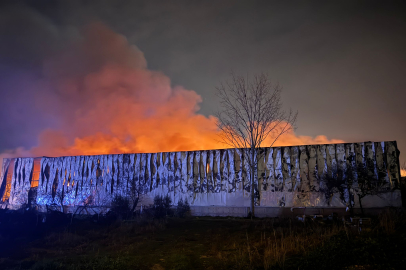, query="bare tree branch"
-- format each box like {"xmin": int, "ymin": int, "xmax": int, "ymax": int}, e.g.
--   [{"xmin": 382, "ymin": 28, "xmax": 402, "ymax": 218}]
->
[{"xmin": 215, "ymin": 73, "xmax": 298, "ymax": 217}]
